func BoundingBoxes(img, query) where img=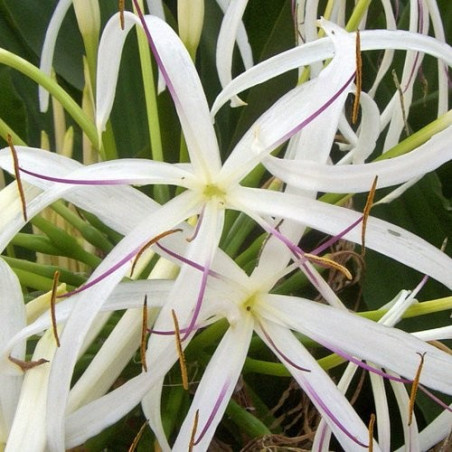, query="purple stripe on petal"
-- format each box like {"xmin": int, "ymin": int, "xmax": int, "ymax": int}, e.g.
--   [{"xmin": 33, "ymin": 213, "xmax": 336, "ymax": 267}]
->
[
  {"xmin": 181, "ymin": 263, "xmax": 210, "ymax": 341},
  {"xmin": 303, "ymin": 378, "xmax": 369, "ymax": 447},
  {"xmin": 310, "ymin": 215, "xmax": 363, "ymax": 255},
  {"xmin": 418, "ymin": 386, "xmax": 452, "ymax": 412},
  {"xmin": 271, "ymin": 72, "xmax": 356, "ymax": 150},
  {"xmin": 258, "ymin": 321, "xmax": 311, "ymax": 372},
  {"xmin": 20, "ymin": 166, "xmax": 133, "ymax": 186},
  {"xmin": 194, "ymin": 381, "xmax": 229, "ymax": 445},
  {"xmin": 59, "ymin": 245, "xmax": 143, "ymax": 297},
  {"xmin": 322, "ymin": 343, "xmax": 410, "ymax": 384},
  {"xmin": 156, "ymin": 242, "xmax": 222, "ymax": 279}
]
